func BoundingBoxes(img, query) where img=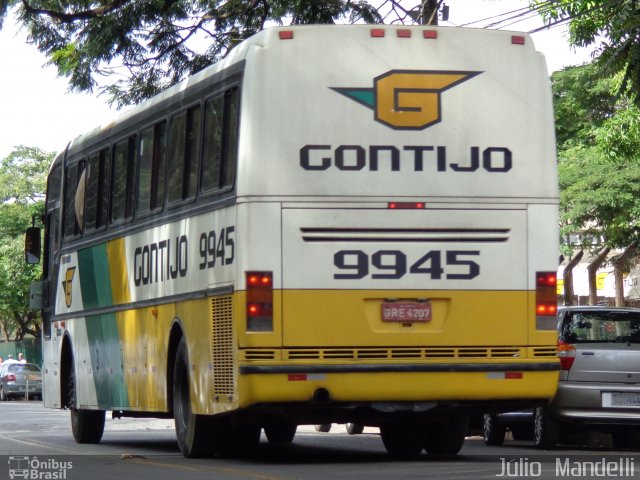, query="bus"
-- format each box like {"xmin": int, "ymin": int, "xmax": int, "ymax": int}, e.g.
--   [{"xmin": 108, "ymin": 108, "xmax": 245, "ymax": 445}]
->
[{"xmin": 26, "ymin": 25, "xmax": 560, "ymax": 458}]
